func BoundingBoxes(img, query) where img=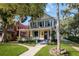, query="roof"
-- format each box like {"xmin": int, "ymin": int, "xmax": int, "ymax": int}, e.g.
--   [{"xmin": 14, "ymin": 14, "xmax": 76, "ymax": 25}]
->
[
  {"xmin": 16, "ymin": 21, "xmax": 29, "ymax": 29},
  {"xmin": 31, "ymin": 14, "xmax": 56, "ymax": 22},
  {"xmin": 19, "ymin": 23, "xmax": 28, "ymax": 29},
  {"xmin": 38, "ymin": 14, "xmax": 55, "ymax": 19}
]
